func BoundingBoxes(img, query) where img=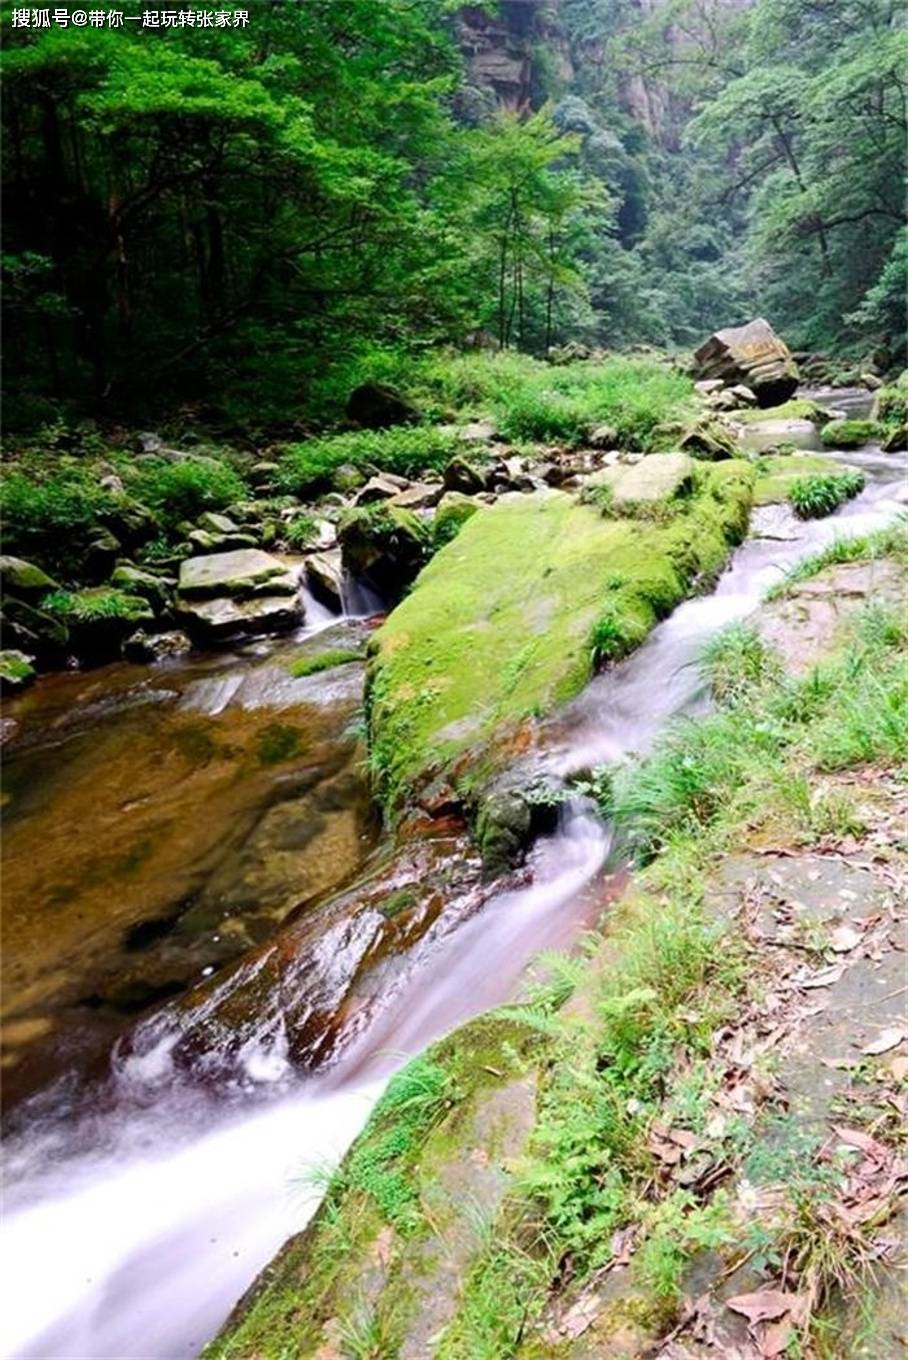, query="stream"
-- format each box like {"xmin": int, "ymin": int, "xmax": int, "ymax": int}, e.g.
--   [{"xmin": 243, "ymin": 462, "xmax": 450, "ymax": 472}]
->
[{"xmin": 2, "ymin": 396, "xmax": 906, "ymax": 1360}]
